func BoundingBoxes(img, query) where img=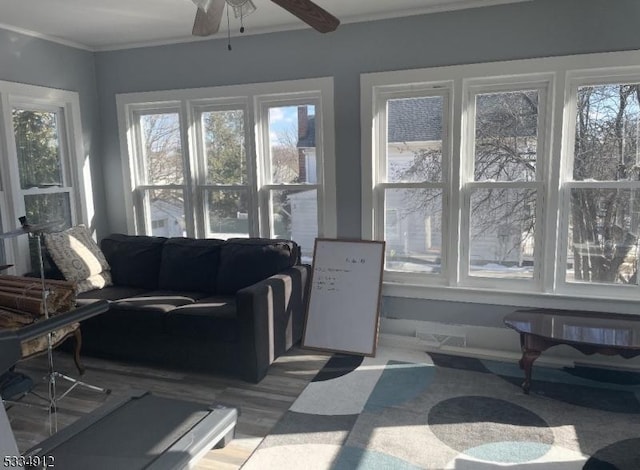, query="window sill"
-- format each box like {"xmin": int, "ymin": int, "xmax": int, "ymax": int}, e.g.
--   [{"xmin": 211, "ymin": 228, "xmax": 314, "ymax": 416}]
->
[{"xmin": 382, "ymin": 282, "xmax": 640, "ymax": 315}]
